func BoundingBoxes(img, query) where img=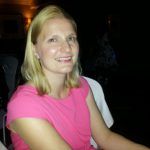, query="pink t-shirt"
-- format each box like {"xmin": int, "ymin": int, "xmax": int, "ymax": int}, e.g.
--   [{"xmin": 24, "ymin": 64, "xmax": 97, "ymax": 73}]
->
[{"xmin": 6, "ymin": 77, "xmax": 96, "ymax": 150}]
